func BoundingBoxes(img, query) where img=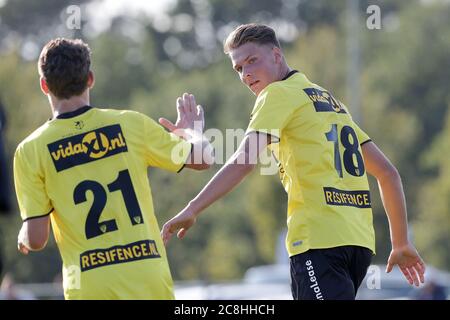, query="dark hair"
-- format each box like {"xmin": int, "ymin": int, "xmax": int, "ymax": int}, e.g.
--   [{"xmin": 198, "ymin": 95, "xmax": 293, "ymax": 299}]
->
[
  {"xmin": 223, "ymin": 23, "xmax": 281, "ymax": 54},
  {"xmin": 38, "ymin": 38, "xmax": 91, "ymax": 99}
]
